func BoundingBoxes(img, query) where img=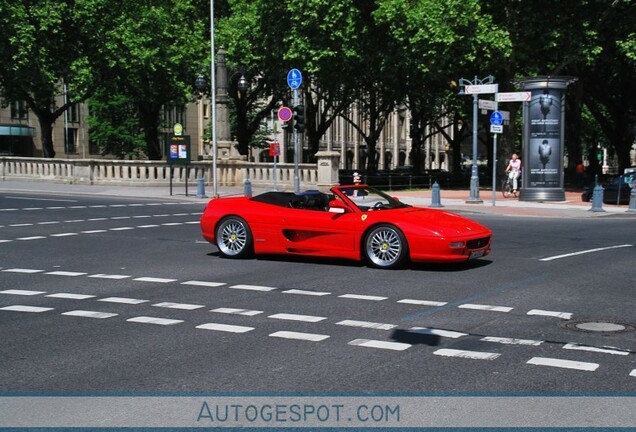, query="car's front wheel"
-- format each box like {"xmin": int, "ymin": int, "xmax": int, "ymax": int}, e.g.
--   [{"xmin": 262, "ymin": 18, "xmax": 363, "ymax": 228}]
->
[
  {"xmin": 363, "ymin": 224, "xmax": 409, "ymax": 269},
  {"xmin": 215, "ymin": 216, "xmax": 253, "ymax": 258}
]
